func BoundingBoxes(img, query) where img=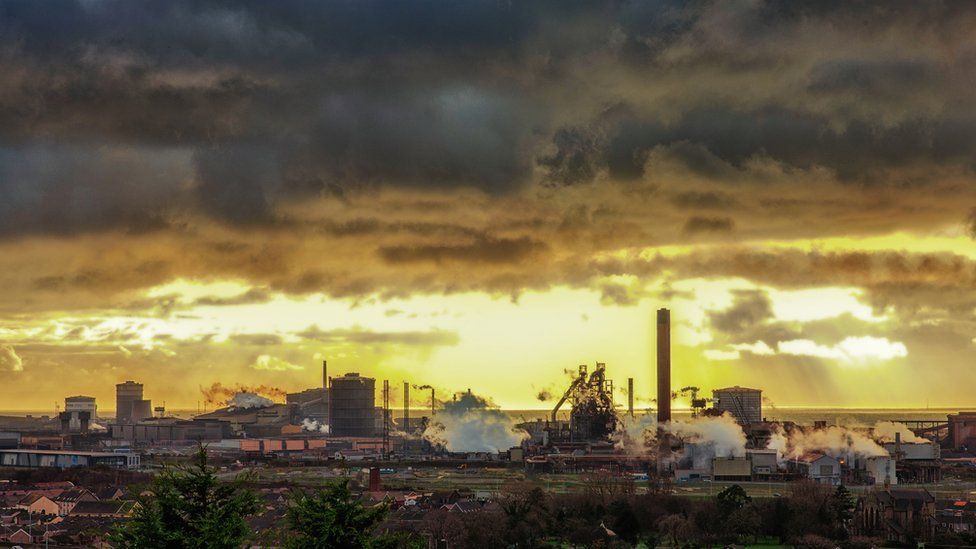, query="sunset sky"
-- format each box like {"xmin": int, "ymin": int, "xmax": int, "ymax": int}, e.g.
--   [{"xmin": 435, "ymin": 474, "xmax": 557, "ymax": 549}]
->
[{"xmin": 2, "ymin": 1, "xmax": 976, "ymax": 411}]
